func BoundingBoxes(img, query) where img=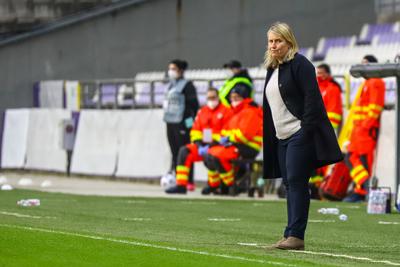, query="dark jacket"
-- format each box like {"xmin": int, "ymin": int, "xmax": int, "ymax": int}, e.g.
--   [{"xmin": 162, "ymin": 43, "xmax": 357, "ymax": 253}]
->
[
  {"xmin": 262, "ymin": 53, "xmax": 343, "ymax": 179},
  {"xmin": 182, "ymin": 81, "xmax": 199, "ymax": 123}
]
